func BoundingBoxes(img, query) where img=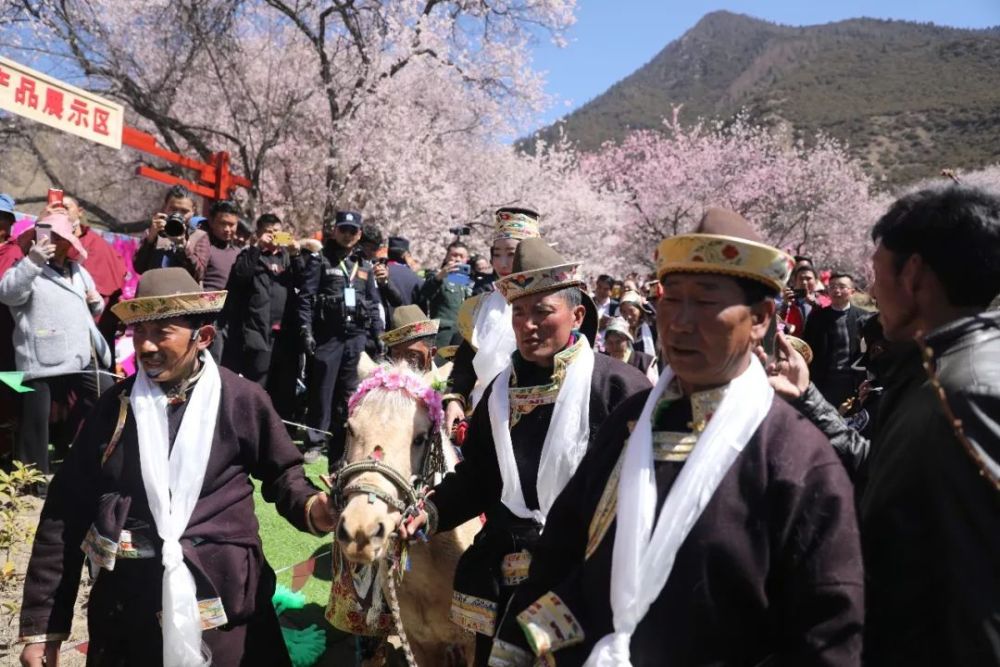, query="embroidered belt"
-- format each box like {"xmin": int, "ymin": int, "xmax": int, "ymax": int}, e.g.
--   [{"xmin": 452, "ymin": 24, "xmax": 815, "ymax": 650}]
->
[
  {"xmin": 501, "ymin": 550, "xmax": 532, "ymax": 587},
  {"xmin": 82, "ymin": 525, "xmax": 157, "ymax": 573},
  {"xmin": 450, "ymin": 591, "xmax": 497, "ymax": 636},
  {"xmin": 487, "ymin": 638, "xmax": 533, "ymax": 667},
  {"xmin": 157, "ymin": 597, "xmax": 228, "ymax": 631},
  {"xmin": 516, "ymin": 591, "xmax": 584, "ymax": 656},
  {"xmin": 82, "ymin": 524, "xmax": 120, "ymax": 572}
]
